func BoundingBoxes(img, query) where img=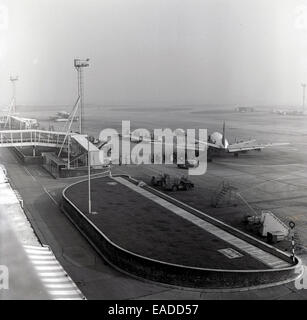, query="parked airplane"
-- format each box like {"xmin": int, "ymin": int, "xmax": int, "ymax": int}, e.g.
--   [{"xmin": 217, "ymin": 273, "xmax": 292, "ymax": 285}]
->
[
  {"xmin": 99, "ymin": 122, "xmax": 288, "ymax": 168},
  {"xmin": 198, "ymin": 121, "xmax": 289, "ymax": 159}
]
